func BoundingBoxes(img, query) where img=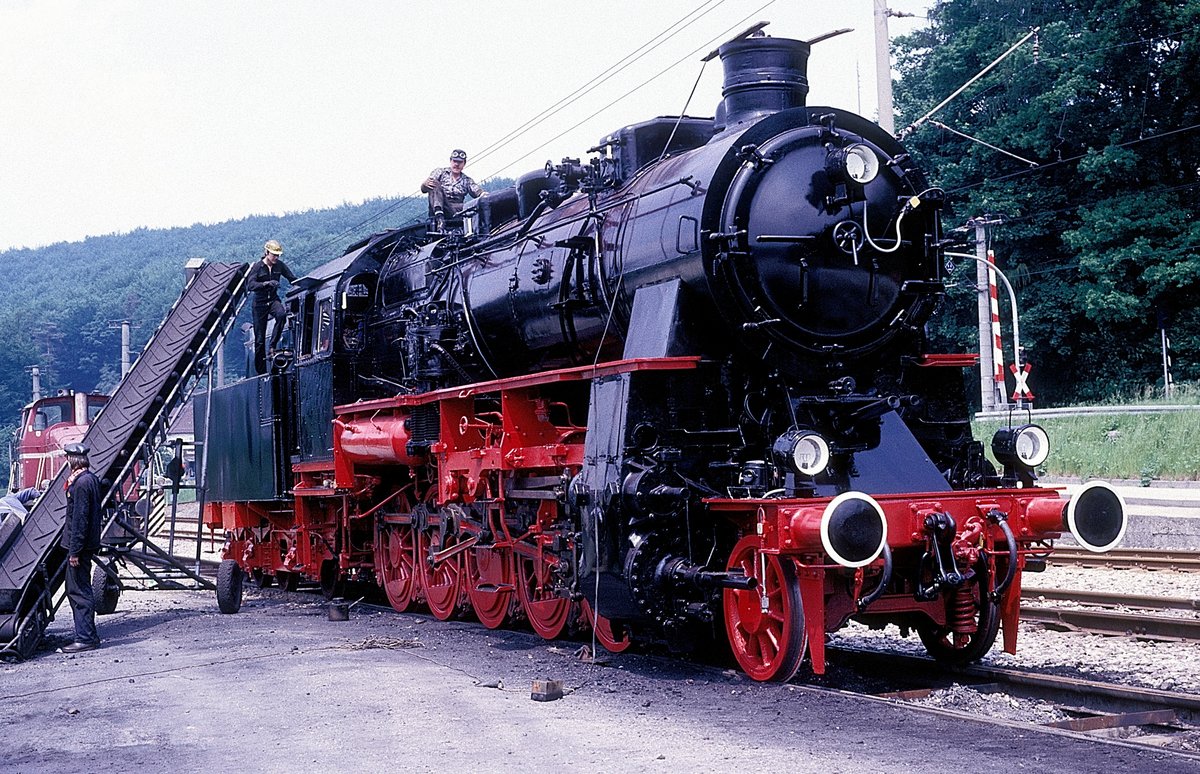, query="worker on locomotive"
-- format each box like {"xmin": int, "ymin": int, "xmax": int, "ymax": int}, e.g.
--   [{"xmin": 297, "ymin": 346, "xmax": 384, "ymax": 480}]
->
[
  {"xmin": 247, "ymin": 239, "xmax": 297, "ymax": 376},
  {"xmin": 421, "ymin": 149, "xmax": 485, "ymax": 234}
]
